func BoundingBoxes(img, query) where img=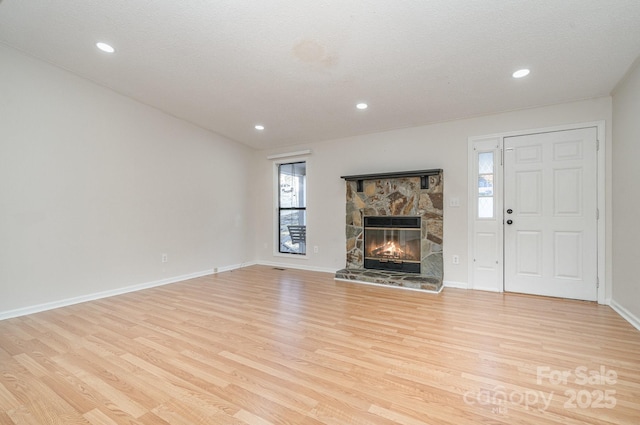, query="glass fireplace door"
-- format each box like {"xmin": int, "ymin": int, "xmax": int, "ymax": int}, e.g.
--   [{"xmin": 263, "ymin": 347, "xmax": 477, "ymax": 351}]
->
[{"xmin": 363, "ymin": 216, "xmax": 421, "ymax": 273}]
